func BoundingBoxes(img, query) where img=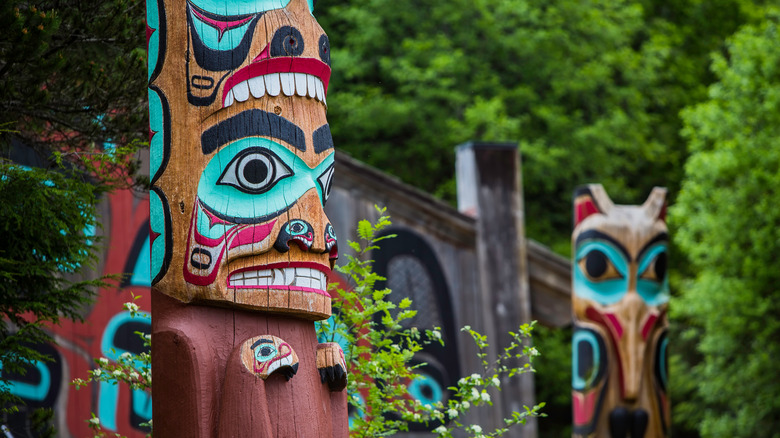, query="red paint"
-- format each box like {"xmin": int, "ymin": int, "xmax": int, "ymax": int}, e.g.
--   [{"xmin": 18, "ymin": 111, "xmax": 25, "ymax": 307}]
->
[
  {"xmin": 189, "ymin": 6, "xmax": 254, "ymax": 42},
  {"xmin": 252, "ymin": 45, "xmax": 271, "ymax": 63},
  {"xmin": 658, "ymin": 202, "xmax": 667, "ymax": 222},
  {"xmin": 641, "ymin": 314, "xmax": 659, "ymax": 340},
  {"xmin": 573, "ymin": 391, "xmax": 597, "ymax": 425},
  {"xmin": 227, "ymin": 261, "xmax": 332, "ymax": 295},
  {"xmin": 575, "ymin": 198, "xmax": 601, "ymax": 226},
  {"xmin": 604, "ymin": 313, "xmax": 624, "ymax": 339},
  {"xmin": 227, "ymin": 220, "xmax": 276, "ymax": 250},
  {"xmin": 222, "ymin": 57, "xmax": 332, "ymax": 106},
  {"xmin": 586, "ymin": 306, "xmax": 626, "ymax": 397},
  {"xmin": 146, "ymin": 25, "xmax": 154, "ymax": 46}
]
